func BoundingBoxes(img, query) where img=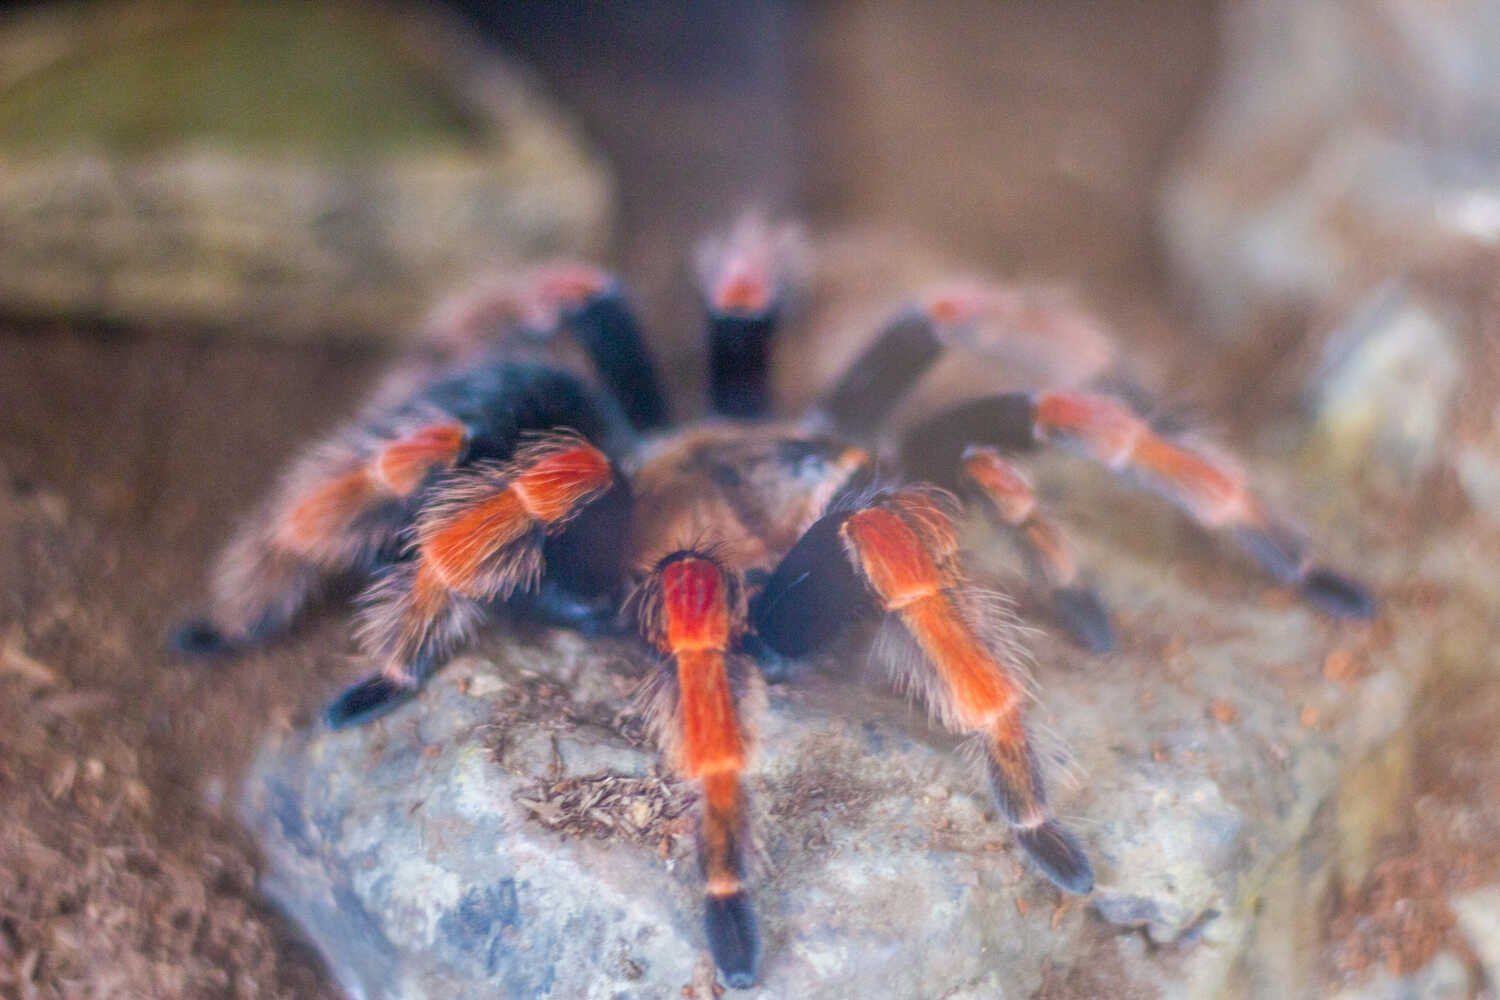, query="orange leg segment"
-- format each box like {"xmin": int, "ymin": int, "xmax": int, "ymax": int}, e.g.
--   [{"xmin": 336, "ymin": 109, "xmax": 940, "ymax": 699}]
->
[
  {"xmin": 174, "ymin": 420, "xmax": 473, "ymax": 659},
  {"xmin": 839, "ymin": 488, "xmax": 1094, "ymax": 894},
  {"xmin": 637, "ymin": 553, "xmax": 760, "ymax": 988},
  {"xmin": 1033, "ymin": 392, "xmax": 1374, "ymax": 618},
  {"xmin": 961, "ymin": 447, "xmax": 1115, "ymax": 652},
  {"xmin": 327, "ymin": 433, "xmax": 619, "ymax": 730}
]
